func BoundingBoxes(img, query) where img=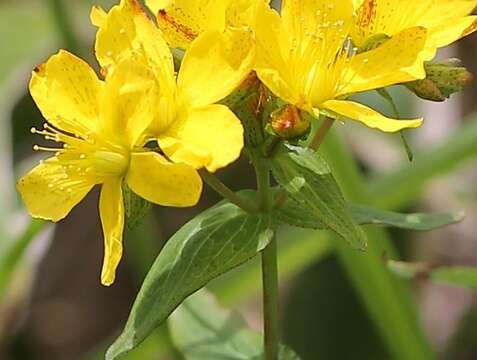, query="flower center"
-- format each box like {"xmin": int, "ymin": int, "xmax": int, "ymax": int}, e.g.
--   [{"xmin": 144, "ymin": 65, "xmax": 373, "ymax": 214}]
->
[{"xmin": 32, "ymin": 123, "xmax": 129, "ymax": 184}]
